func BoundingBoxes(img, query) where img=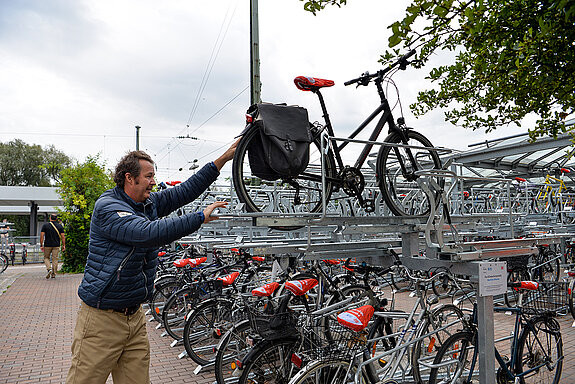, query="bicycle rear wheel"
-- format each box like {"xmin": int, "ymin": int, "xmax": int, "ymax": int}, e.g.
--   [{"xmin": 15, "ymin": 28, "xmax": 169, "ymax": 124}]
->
[
  {"xmin": 515, "ymin": 316, "xmax": 563, "ymax": 384},
  {"xmin": 376, "ymin": 130, "xmax": 442, "ymax": 216},
  {"xmin": 232, "ymin": 126, "xmax": 336, "ymax": 216}
]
